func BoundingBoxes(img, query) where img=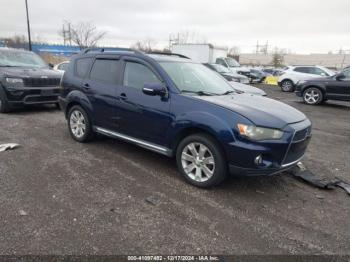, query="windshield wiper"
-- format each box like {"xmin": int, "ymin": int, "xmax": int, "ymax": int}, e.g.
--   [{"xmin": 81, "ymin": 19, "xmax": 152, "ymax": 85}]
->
[
  {"xmin": 221, "ymin": 90, "xmax": 236, "ymax": 95},
  {"xmin": 181, "ymin": 90, "xmax": 219, "ymax": 96},
  {"xmin": 0, "ymin": 65, "xmax": 19, "ymax": 67}
]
